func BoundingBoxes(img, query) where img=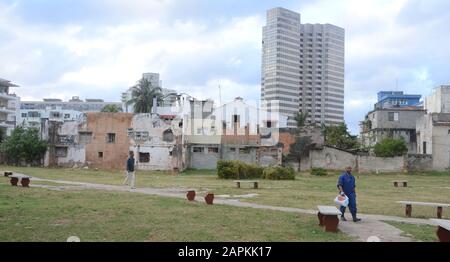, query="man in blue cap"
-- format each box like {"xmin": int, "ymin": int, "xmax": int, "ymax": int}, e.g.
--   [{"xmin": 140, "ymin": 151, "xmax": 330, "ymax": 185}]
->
[{"xmin": 337, "ymin": 166, "xmax": 361, "ymax": 222}]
